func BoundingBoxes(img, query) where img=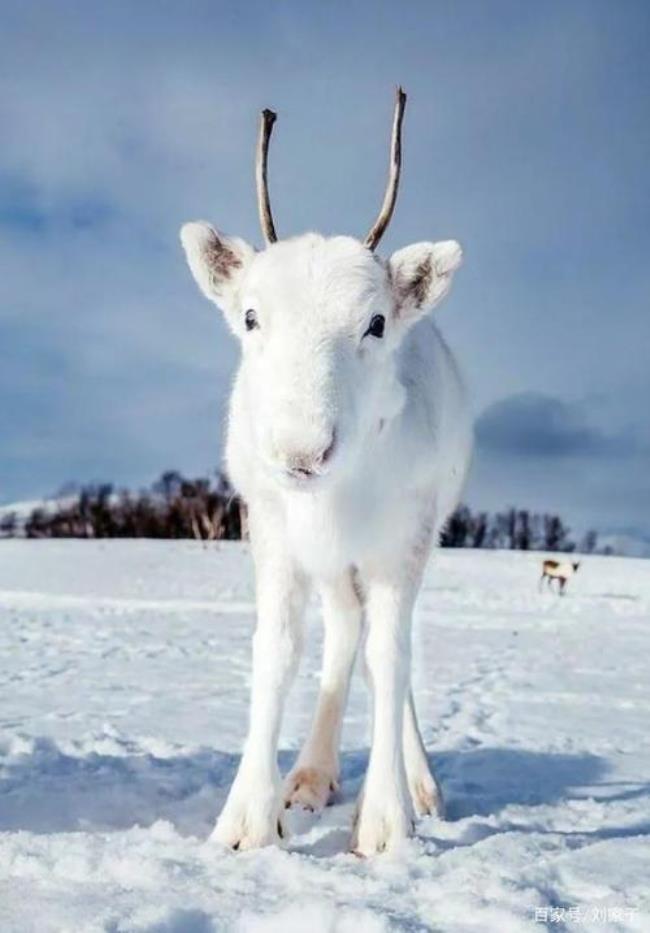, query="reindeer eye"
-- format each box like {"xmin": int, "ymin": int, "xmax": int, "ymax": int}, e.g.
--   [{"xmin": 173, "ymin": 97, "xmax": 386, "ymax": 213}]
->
[
  {"xmin": 364, "ymin": 314, "xmax": 385, "ymax": 339},
  {"xmin": 244, "ymin": 309, "xmax": 258, "ymax": 332}
]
